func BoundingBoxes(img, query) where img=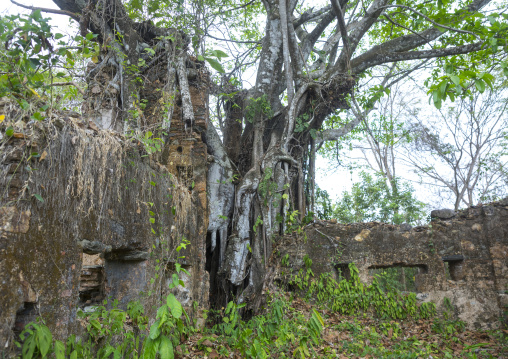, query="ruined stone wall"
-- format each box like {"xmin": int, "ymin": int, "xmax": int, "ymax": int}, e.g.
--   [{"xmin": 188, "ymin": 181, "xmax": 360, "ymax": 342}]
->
[
  {"xmin": 0, "ymin": 62, "xmax": 210, "ymax": 351},
  {"xmin": 274, "ymin": 200, "xmax": 508, "ymax": 329},
  {"xmin": 2, "ymin": 53, "xmax": 507, "ymax": 354}
]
